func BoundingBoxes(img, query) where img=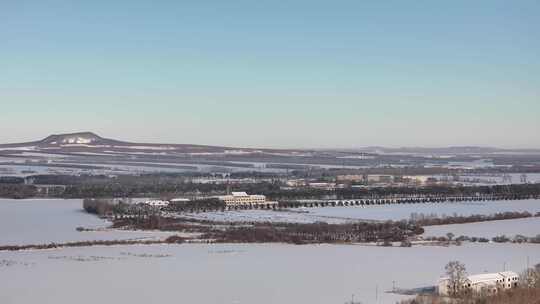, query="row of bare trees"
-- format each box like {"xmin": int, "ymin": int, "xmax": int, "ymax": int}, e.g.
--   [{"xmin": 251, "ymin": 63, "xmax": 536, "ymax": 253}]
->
[
  {"xmin": 201, "ymin": 221, "xmax": 423, "ymax": 244},
  {"xmin": 2, "ymin": 173, "xmax": 540, "ymax": 199}
]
